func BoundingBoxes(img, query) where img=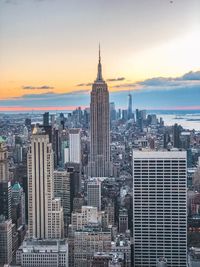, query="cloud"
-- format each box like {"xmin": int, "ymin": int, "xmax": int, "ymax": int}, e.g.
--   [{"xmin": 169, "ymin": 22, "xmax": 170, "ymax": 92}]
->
[
  {"xmin": 112, "ymin": 70, "xmax": 200, "ymax": 91},
  {"xmin": 0, "ymin": 70, "xmax": 200, "ymax": 110},
  {"xmin": 77, "ymin": 78, "xmax": 126, "ymax": 86},
  {"xmin": 181, "ymin": 71, "xmax": 200, "ymax": 81},
  {"xmin": 22, "ymin": 85, "xmax": 54, "ymax": 90},
  {"xmin": 77, "ymin": 83, "xmax": 93, "ymax": 87},
  {"xmin": 113, "ymin": 83, "xmax": 137, "ymax": 88},
  {"xmin": 106, "ymin": 77, "xmax": 125, "ymax": 82}
]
